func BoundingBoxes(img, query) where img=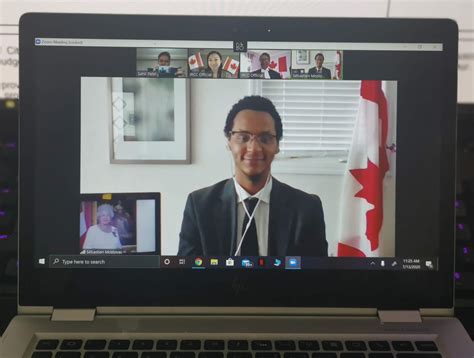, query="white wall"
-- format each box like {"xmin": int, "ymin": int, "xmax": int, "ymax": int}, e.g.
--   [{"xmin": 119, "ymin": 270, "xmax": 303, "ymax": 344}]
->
[
  {"xmin": 1, "ymin": 0, "xmax": 472, "ymax": 102},
  {"xmin": 81, "ymin": 77, "xmax": 396, "ymax": 256}
]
